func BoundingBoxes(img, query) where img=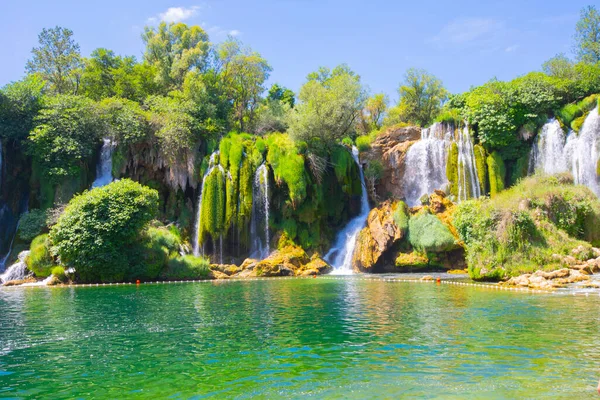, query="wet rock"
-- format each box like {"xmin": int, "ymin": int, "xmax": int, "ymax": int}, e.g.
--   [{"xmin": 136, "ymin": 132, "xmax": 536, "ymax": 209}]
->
[
  {"xmin": 210, "ymin": 264, "xmax": 240, "ymax": 276},
  {"xmin": 420, "ymin": 275, "xmax": 434, "ymax": 281},
  {"xmin": 303, "ymin": 257, "xmax": 332, "ymax": 275},
  {"xmin": 2, "ymin": 277, "xmax": 37, "ymax": 287},
  {"xmin": 352, "ymin": 201, "xmax": 407, "ymax": 272},
  {"xmin": 253, "ymin": 246, "xmax": 310, "ymax": 277},
  {"xmin": 210, "ymin": 270, "xmax": 229, "ymax": 280}
]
